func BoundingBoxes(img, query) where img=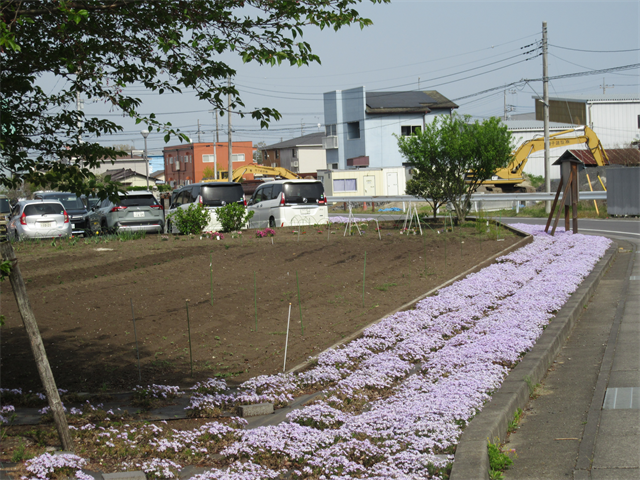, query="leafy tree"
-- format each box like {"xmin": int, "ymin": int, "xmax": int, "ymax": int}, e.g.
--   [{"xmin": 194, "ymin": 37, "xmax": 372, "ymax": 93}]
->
[
  {"xmin": 253, "ymin": 141, "xmax": 267, "ymax": 164},
  {"xmin": 397, "ymin": 128, "xmax": 449, "ymax": 220},
  {"xmin": 397, "ymin": 114, "xmax": 513, "ymax": 223},
  {"xmin": 202, "ymin": 167, "xmax": 216, "ymax": 180},
  {"xmin": 1, "ymin": 0, "xmax": 387, "ymax": 202}
]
